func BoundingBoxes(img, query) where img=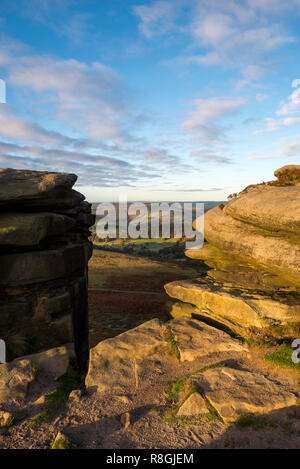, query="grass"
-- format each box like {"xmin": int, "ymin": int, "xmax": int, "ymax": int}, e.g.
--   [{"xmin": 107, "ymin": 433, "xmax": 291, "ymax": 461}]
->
[
  {"xmin": 0, "ymin": 415, "xmax": 14, "ymax": 428},
  {"xmin": 166, "ymin": 362, "xmax": 224, "ymax": 404},
  {"xmin": 264, "ymin": 343, "xmax": 300, "ymax": 374},
  {"xmin": 235, "ymin": 412, "xmax": 300, "ymax": 436},
  {"xmin": 162, "ymin": 362, "xmax": 225, "ymax": 426},
  {"xmin": 28, "ymin": 370, "xmax": 83, "ymax": 429},
  {"xmin": 163, "ymin": 333, "xmax": 181, "ymax": 361},
  {"xmin": 235, "ymin": 414, "xmax": 264, "ymax": 430},
  {"xmin": 52, "ymin": 435, "xmax": 78, "ymax": 449}
]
